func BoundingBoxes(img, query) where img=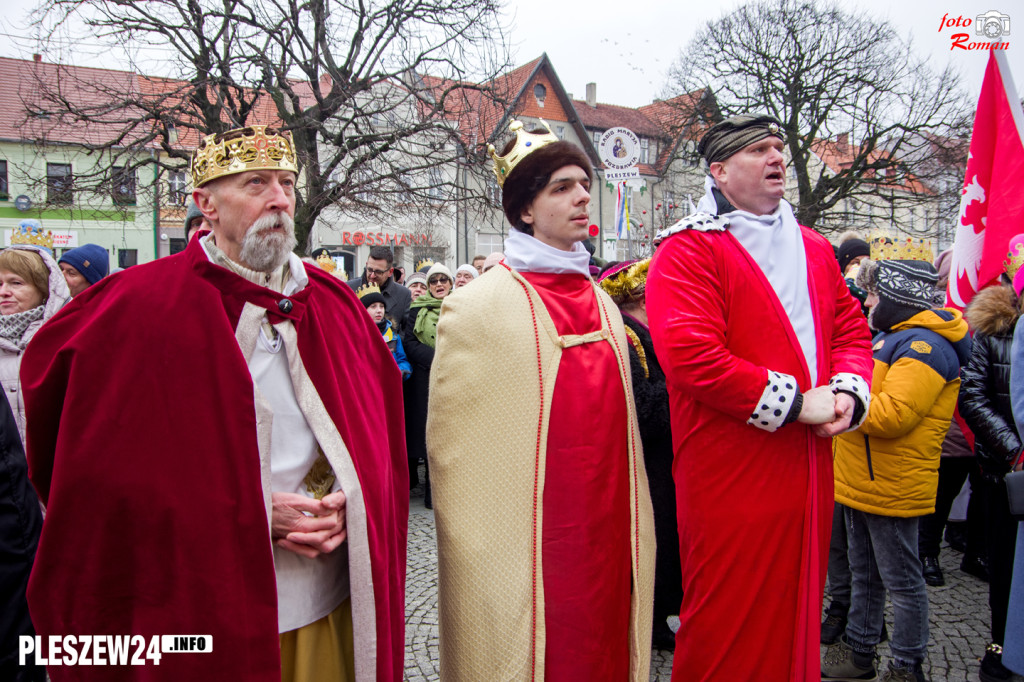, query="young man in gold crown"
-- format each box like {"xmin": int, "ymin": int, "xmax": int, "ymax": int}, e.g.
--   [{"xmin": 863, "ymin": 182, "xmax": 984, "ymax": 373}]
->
[
  {"xmin": 426, "ymin": 120, "xmax": 655, "ymax": 681},
  {"xmin": 21, "ymin": 126, "xmax": 407, "ymax": 682}
]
